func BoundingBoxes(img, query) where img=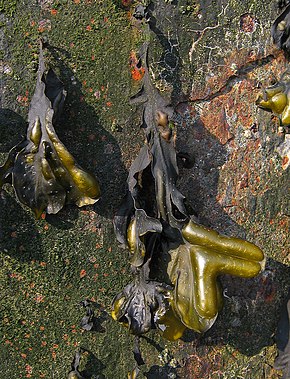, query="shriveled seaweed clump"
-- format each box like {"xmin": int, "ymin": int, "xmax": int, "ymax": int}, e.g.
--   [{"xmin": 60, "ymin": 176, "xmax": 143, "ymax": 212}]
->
[
  {"xmin": 272, "ymin": 3, "xmax": 290, "ymax": 53},
  {"xmin": 0, "ymin": 43, "xmax": 100, "ymax": 218},
  {"xmin": 112, "ymin": 43, "xmax": 265, "ymax": 347},
  {"xmin": 68, "ymin": 349, "xmax": 86, "ymax": 379}
]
